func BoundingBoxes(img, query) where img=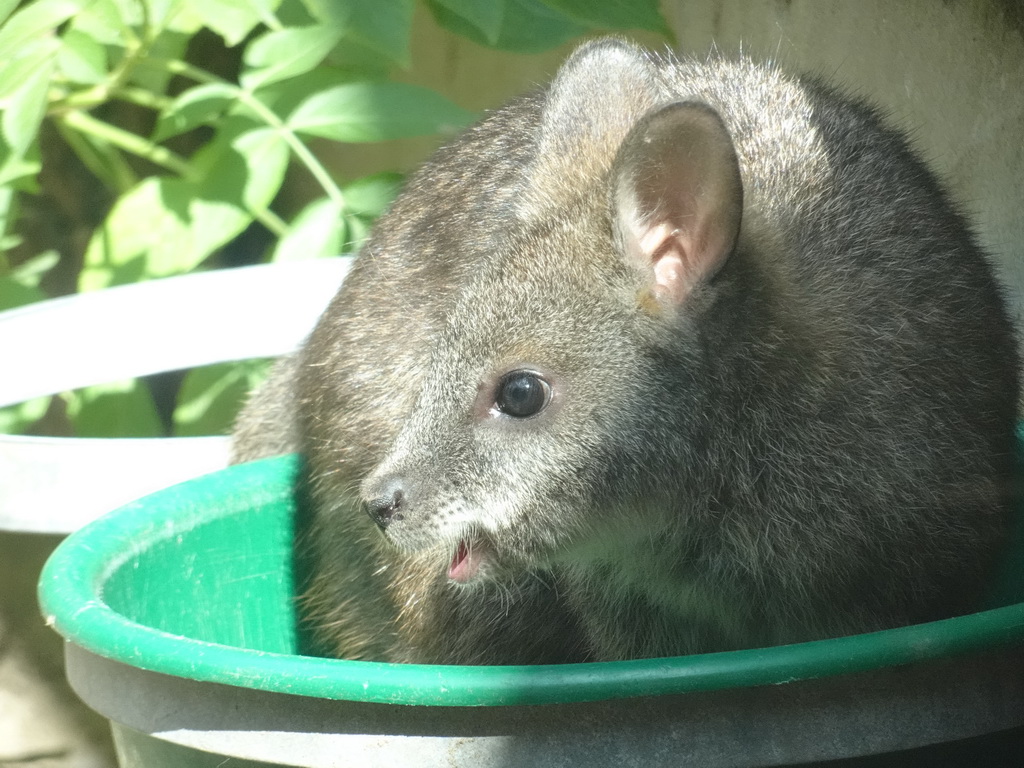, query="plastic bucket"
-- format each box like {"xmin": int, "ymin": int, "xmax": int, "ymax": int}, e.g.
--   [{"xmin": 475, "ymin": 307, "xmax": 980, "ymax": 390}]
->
[{"xmin": 39, "ymin": 455, "xmax": 1024, "ymax": 767}]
